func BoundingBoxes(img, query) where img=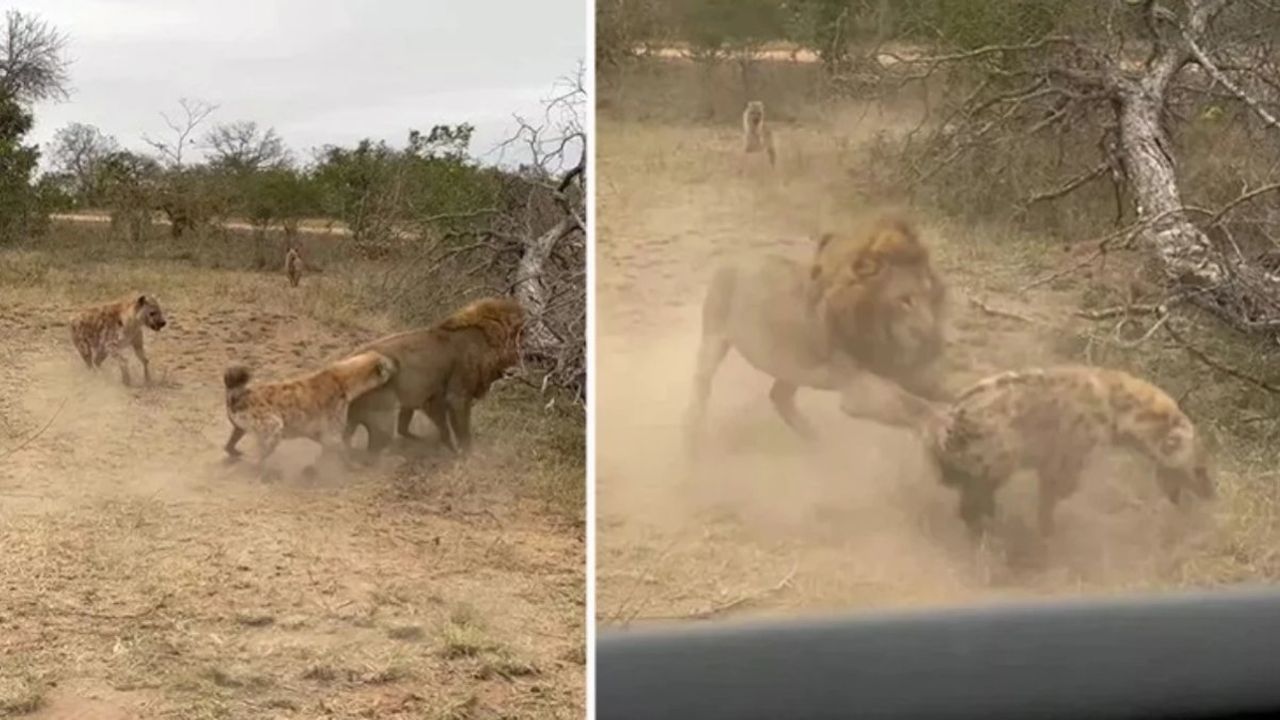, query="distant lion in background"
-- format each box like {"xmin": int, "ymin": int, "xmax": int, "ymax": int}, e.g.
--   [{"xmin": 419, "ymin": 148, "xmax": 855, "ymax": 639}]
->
[
  {"xmin": 343, "ymin": 296, "xmax": 526, "ymax": 457},
  {"xmin": 742, "ymin": 100, "xmax": 776, "ymax": 169},
  {"xmin": 684, "ymin": 214, "xmax": 950, "ymax": 452}
]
